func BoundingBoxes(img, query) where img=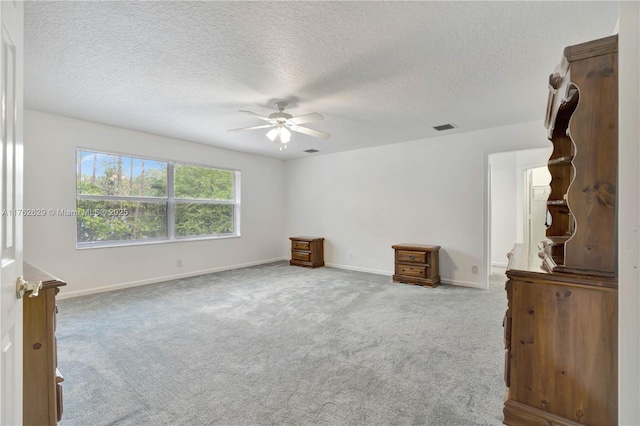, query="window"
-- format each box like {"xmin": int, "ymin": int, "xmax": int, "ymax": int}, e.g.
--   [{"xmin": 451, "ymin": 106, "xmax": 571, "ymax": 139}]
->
[{"xmin": 76, "ymin": 149, "xmax": 240, "ymax": 248}]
